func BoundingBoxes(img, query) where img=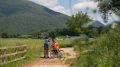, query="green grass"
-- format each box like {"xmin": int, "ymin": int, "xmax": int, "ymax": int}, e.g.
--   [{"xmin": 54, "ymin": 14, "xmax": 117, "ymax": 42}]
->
[
  {"xmin": 0, "ymin": 38, "xmax": 43, "ymax": 67},
  {"xmin": 57, "ymin": 39, "xmax": 73, "ymax": 48},
  {"xmin": 0, "ymin": 38, "xmax": 71, "ymax": 67}
]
